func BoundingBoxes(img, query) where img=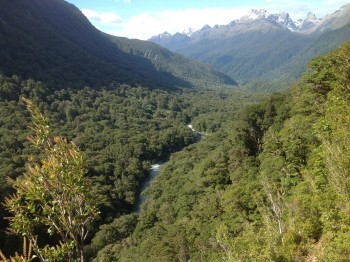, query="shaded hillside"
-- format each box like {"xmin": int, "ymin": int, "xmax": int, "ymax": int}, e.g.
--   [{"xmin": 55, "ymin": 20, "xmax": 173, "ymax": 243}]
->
[
  {"xmin": 0, "ymin": 0, "xmax": 235, "ymax": 90},
  {"xmin": 107, "ymin": 35, "xmax": 237, "ymax": 87},
  {"xmin": 178, "ymin": 29, "xmax": 314, "ymax": 83},
  {"xmin": 264, "ymin": 23, "xmax": 350, "ymax": 86}
]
